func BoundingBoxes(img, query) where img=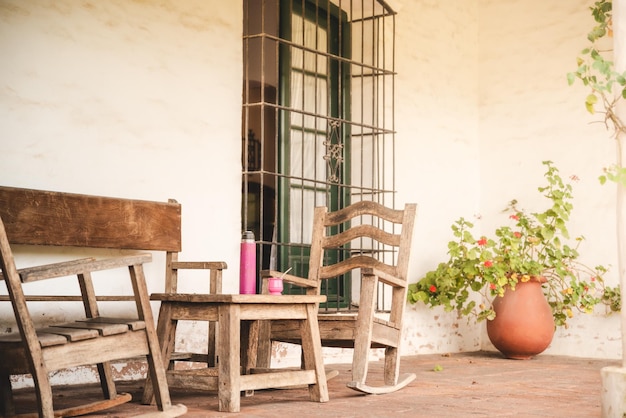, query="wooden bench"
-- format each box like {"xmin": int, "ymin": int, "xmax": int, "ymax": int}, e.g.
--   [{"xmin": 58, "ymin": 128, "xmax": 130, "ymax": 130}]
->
[{"xmin": 0, "ymin": 186, "xmax": 224, "ymax": 417}]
